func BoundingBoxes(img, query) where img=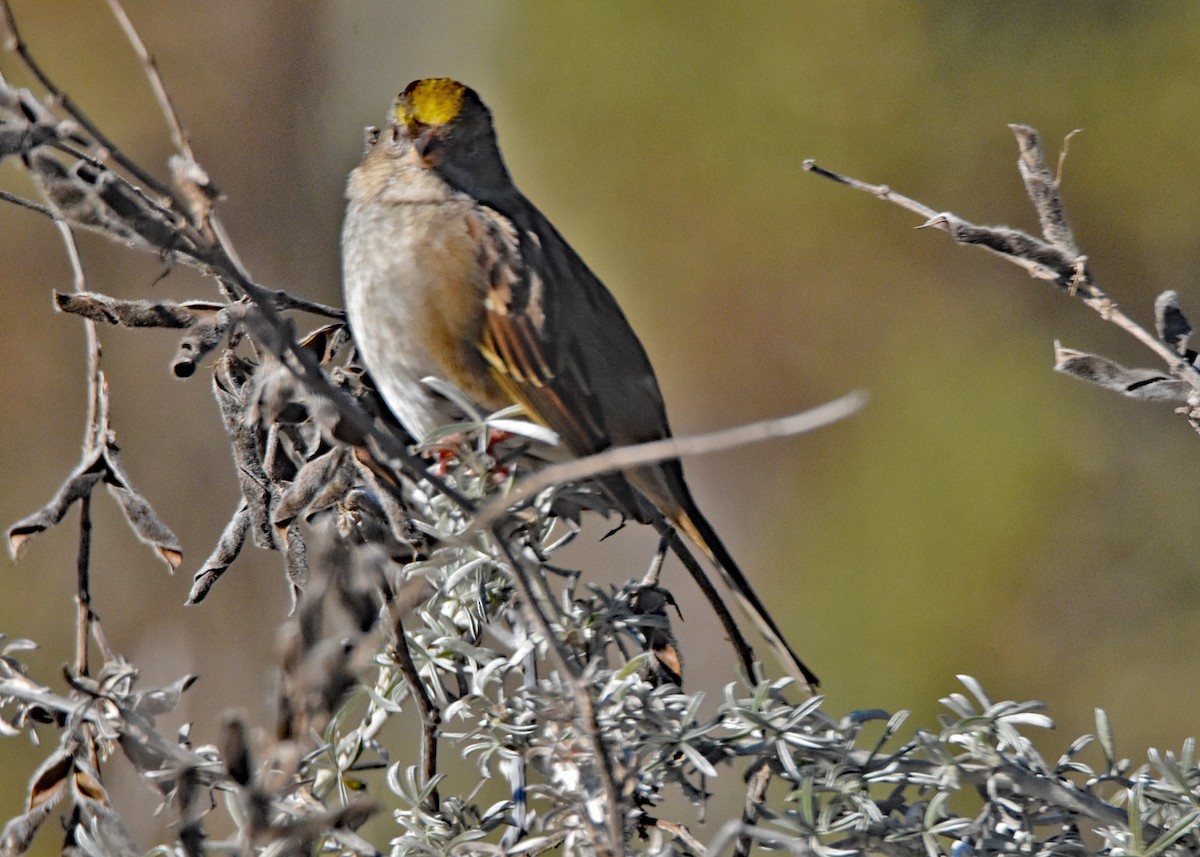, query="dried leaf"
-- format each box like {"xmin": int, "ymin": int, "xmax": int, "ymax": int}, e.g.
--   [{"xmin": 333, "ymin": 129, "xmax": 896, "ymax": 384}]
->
[
  {"xmin": 927, "ymin": 214, "xmax": 1071, "ymax": 284},
  {"xmin": 251, "ymin": 353, "xmax": 310, "ymax": 427},
  {"xmin": 1053, "ymin": 343, "xmax": 1190, "ymax": 402},
  {"xmin": 1155, "ymin": 290, "xmax": 1193, "ymax": 357},
  {"xmin": 172, "ymin": 315, "xmax": 227, "ymax": 378},
  {"xmin": 54, "ymin": 290, "xmax": 222, "ymax": 328},
  {"xmin": 0, "ymin": 121, "xmax": 59, "ymax": 160},
  {"xmin": 131, "ymin": 674, "xmax": 198, "ymax": 718},
  {"xmin": 187, "ymin": 502, "xmax": 251, "ymax": 605},
  {"xmin": 7, "ymin": 456, "xmax": 104, "ymax": 559},
  {"xmin": 27, "ymin": 751, "xmax": 72, "ymax": 811},
  {"xmin": 214, "ymin": 357, "xmax": 274, "ymax": 549},
  {"xmin": 273, "ymin": 447, "xmax": 351, "ymax": 533},
  {"xmin": 630, "ymin": 585, "xmax": 682, "ymax": 685},
  {"xmin": 284, "ymin": 522, "xmax": 308, "ymax": 592},
  {"xmin": 339, "ymin": 486, "xmax": 419, "ymax": 562},
  {"xmin": 29, "ymin": 154, "xmax": 135, "ymax": 239},
  {"xmin": 88, "ymin": 164, "xmax": 182, "ymax": 250},
  {"xmin": 1009, "ymin": 123, "xmax": 1078, "ymax": 256},
  {"xmin": 72, "ymin": 767, "xmax": 106, "ymax": 803},
  {"xmin": 298, "ymin": 323, "xmax": 349, "ymax": 365},
  {"xmin": 104, "ymin": 479, "xmax": 183, "ymax": 570}
]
